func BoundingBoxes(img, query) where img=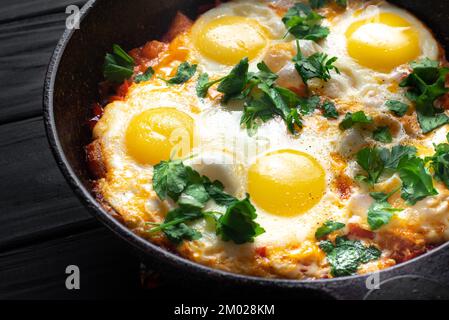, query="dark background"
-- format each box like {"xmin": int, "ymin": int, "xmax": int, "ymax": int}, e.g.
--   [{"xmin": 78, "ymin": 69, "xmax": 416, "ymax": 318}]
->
[{"xmin": 0, "ymin": 0, "xmax": 149, "ymax": 299}]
